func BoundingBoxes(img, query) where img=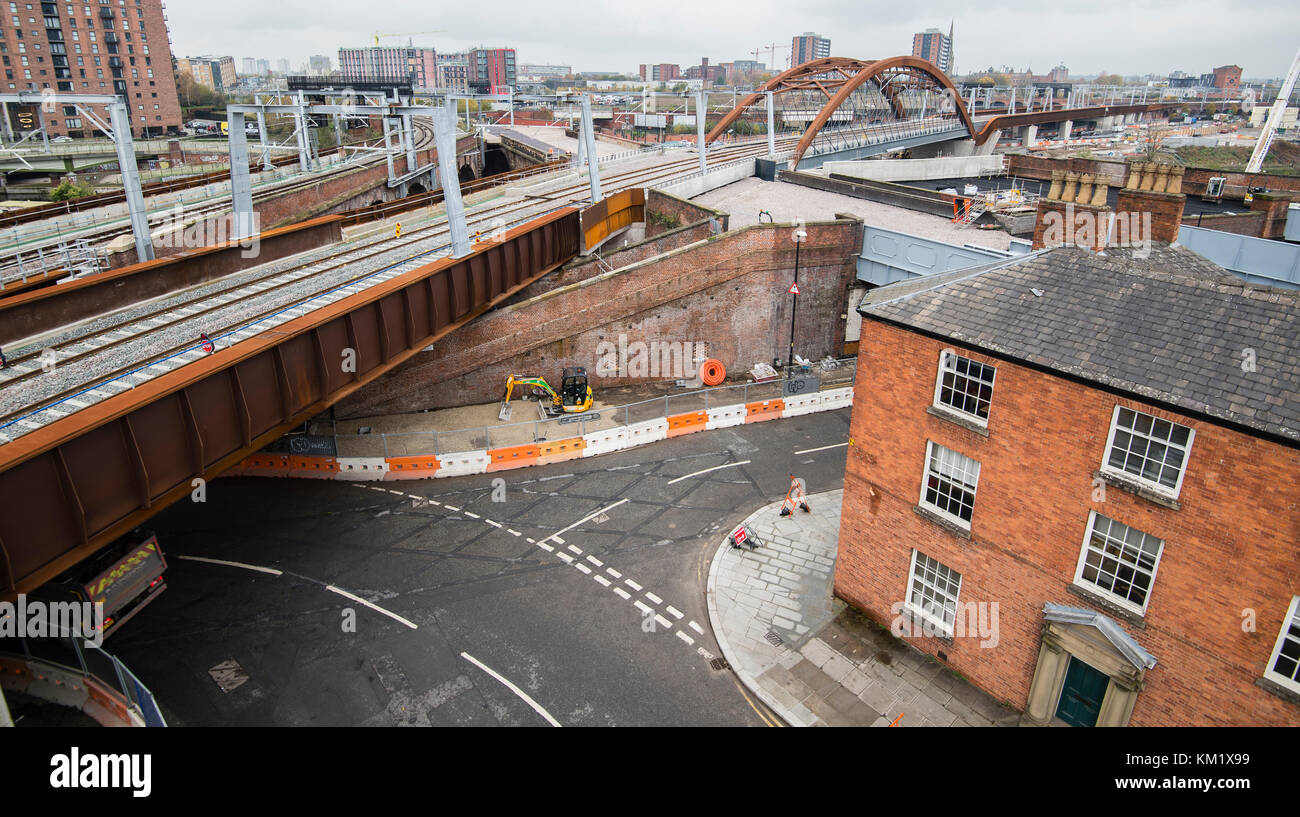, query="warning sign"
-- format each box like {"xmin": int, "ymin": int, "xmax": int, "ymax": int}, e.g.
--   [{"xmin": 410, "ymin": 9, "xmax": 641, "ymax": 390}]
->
[{"xmin": 788, "ymin": 281, "xmax": 800, "ymax": 295}]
